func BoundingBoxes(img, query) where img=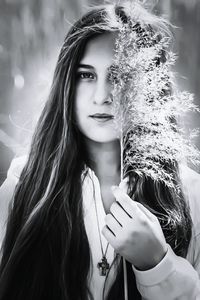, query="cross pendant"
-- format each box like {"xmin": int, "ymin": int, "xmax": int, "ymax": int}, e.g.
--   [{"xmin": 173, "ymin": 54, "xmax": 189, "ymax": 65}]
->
[{"xmin": 97, "ymin": 256, "xmax": 110, "ymax": 276}]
